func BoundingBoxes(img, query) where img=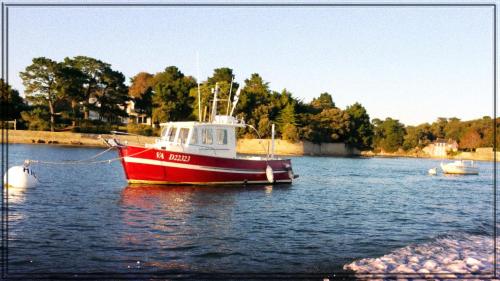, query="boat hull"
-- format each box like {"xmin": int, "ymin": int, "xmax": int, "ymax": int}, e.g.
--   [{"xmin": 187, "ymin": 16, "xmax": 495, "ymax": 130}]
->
[
  {"xmin": 117, "ymin": 145, "xmax": 295, "ymax": 185},
  {"xmin": 440, "ymin": 163, "xmax": 479, "ymax": 175}
]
